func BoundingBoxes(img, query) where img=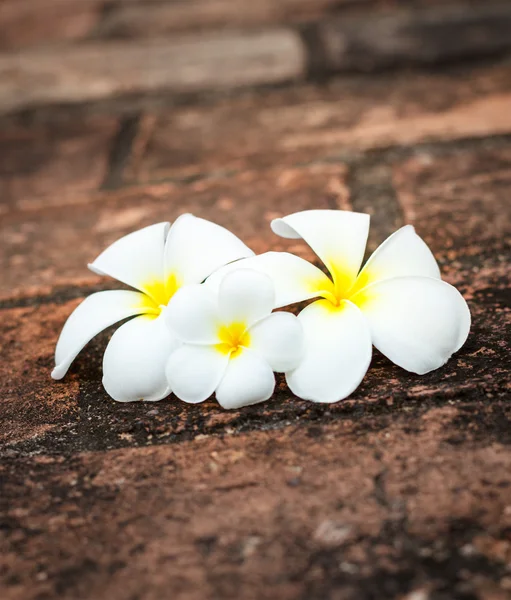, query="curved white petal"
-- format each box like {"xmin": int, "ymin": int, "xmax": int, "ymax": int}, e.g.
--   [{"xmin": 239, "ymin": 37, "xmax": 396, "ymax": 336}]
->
[
  {"xmin": 218, "ymin": 269, "xmax": 274, "ymax": 327},
  {"xmin": 271, "ymin": 210, "xmax": 370, "ymax": 294},
  {"xmin": 164, "ymin": 213, "xmax": 254, "ymax": 286},
  {"xmin": 52, "ymin": 290, "xmax": 148, "ymax": 380},
  {"xmin": 215, "ymin": 349, "xmax": 275, "ymax": 409},
  {"xmin": 88, "ymin": 222, "xmax": 169, "ymax": 298},
  {"xmin": 249, "ymin": 312, "xmax": 304, "ymax": 373},
  {"xmin": 166, "ymin": 344, "xmax": 229, "ymax": 404},
  {"xmin": 164, "ymin": 284, "xmax": 220, "ymax": 344},
  {"xmin": 206, "ymin": 252, "xmax": 333, "ymax": 309},
  {"xmin": 353, "ymin": 276, "xmax": 471, "ymax": 374},
  {"xmin": 102, "ymin": 313, "xmax": 179, "ymax": 402},
  {"xmin": 350, "ymin": 225, "xmax": 440, "ymax": 296},
  {"xmin": 286, "ymin": 299, "xmax": 372, "ymax": 403}
]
